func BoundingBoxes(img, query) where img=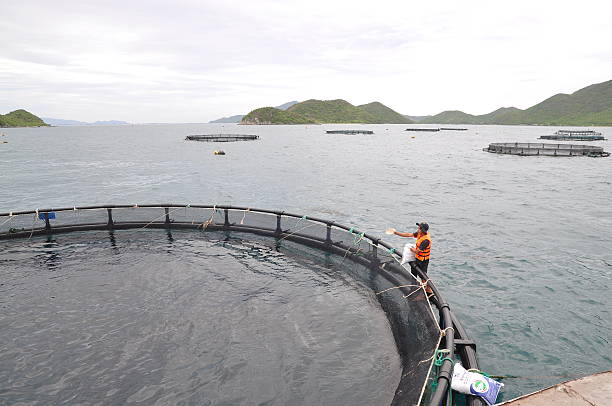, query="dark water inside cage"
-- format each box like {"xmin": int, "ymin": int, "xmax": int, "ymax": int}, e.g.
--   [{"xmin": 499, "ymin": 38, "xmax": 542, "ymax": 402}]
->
[{"xmin": 0, "ymin": 229, "xmax": 411, "ymax": 405}]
